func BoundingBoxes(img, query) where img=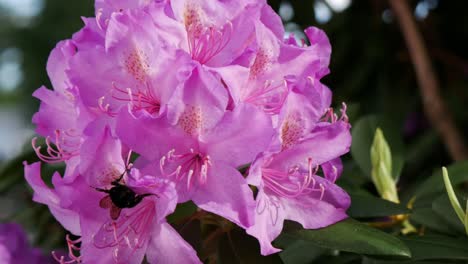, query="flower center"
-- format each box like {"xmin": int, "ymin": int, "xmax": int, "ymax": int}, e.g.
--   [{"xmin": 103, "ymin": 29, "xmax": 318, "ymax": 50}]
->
[
  {"xmin": 261, "ymin": 158, "xmax": 325, "ymax": 200},
  {"xmin": 184, "ymin": 4, "xmax": 232, "ymax": 64},
  {"xmin": 112, "ymin": 83, "xmax": 161, "ymax": 115},
  {"xmin": 243, "ymin": 80, "xmax": 288, "ymax": 115},
  {"xmin": 160, "ymin": 149, "xmax": 211, "ymax": 190},
  {"xmin": 93, "ymin": 200, "xmax": 155, "ymax": 262}
]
